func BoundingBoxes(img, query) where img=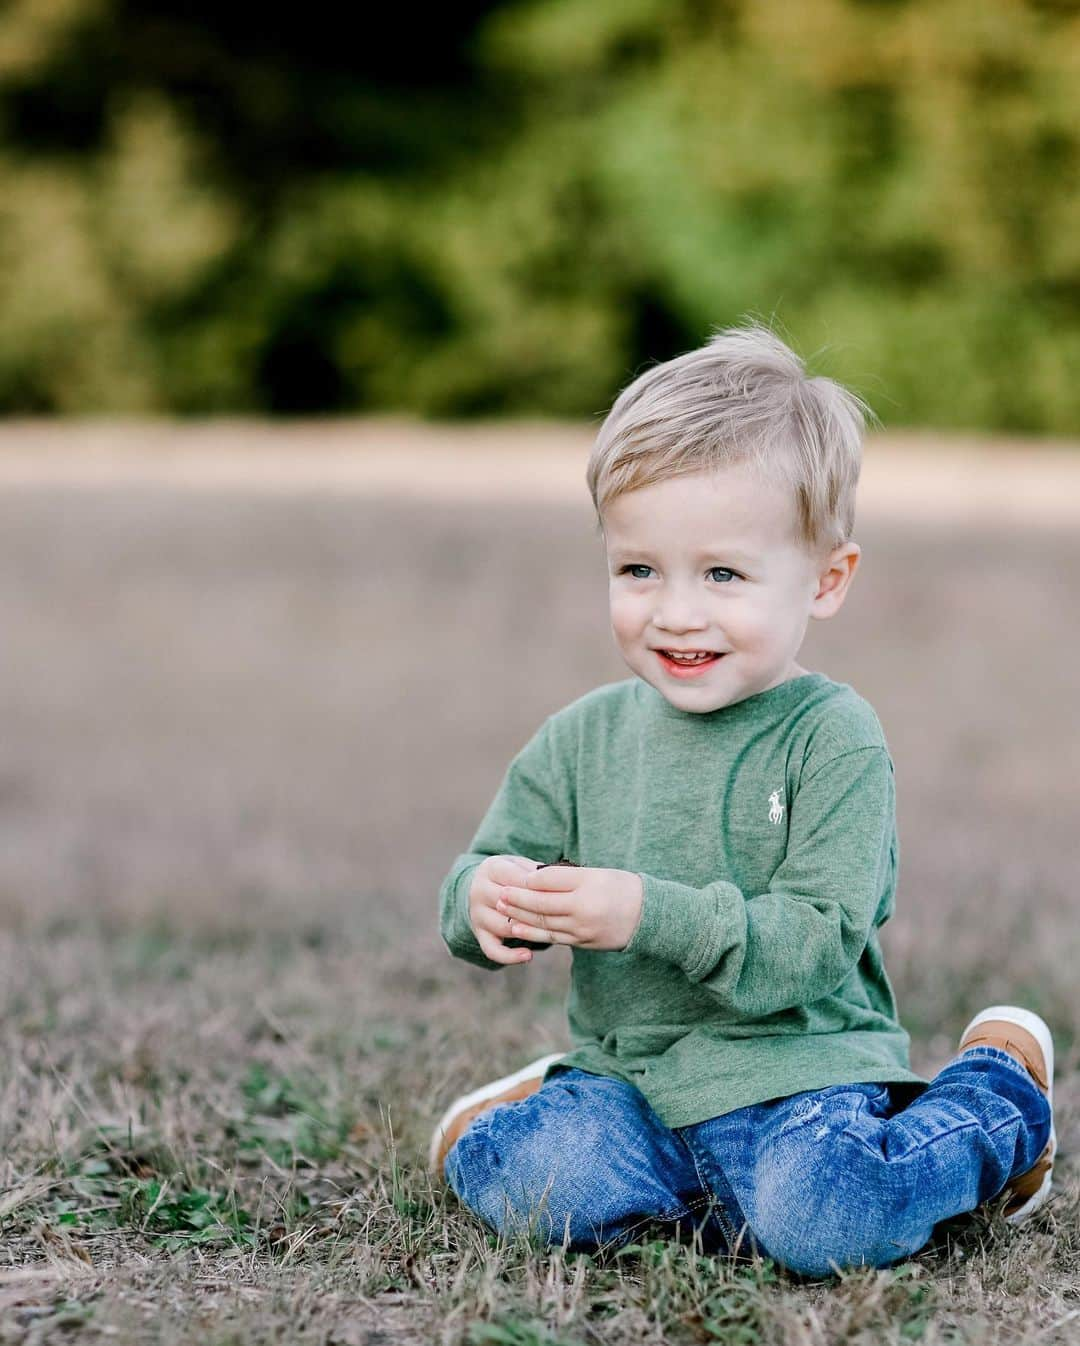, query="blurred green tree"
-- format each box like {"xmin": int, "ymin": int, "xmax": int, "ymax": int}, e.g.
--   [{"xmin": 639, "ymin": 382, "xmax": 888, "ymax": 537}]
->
[{"xmin": 0, "ymin": 0, "xmax": 1078, "ymax": 429}]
